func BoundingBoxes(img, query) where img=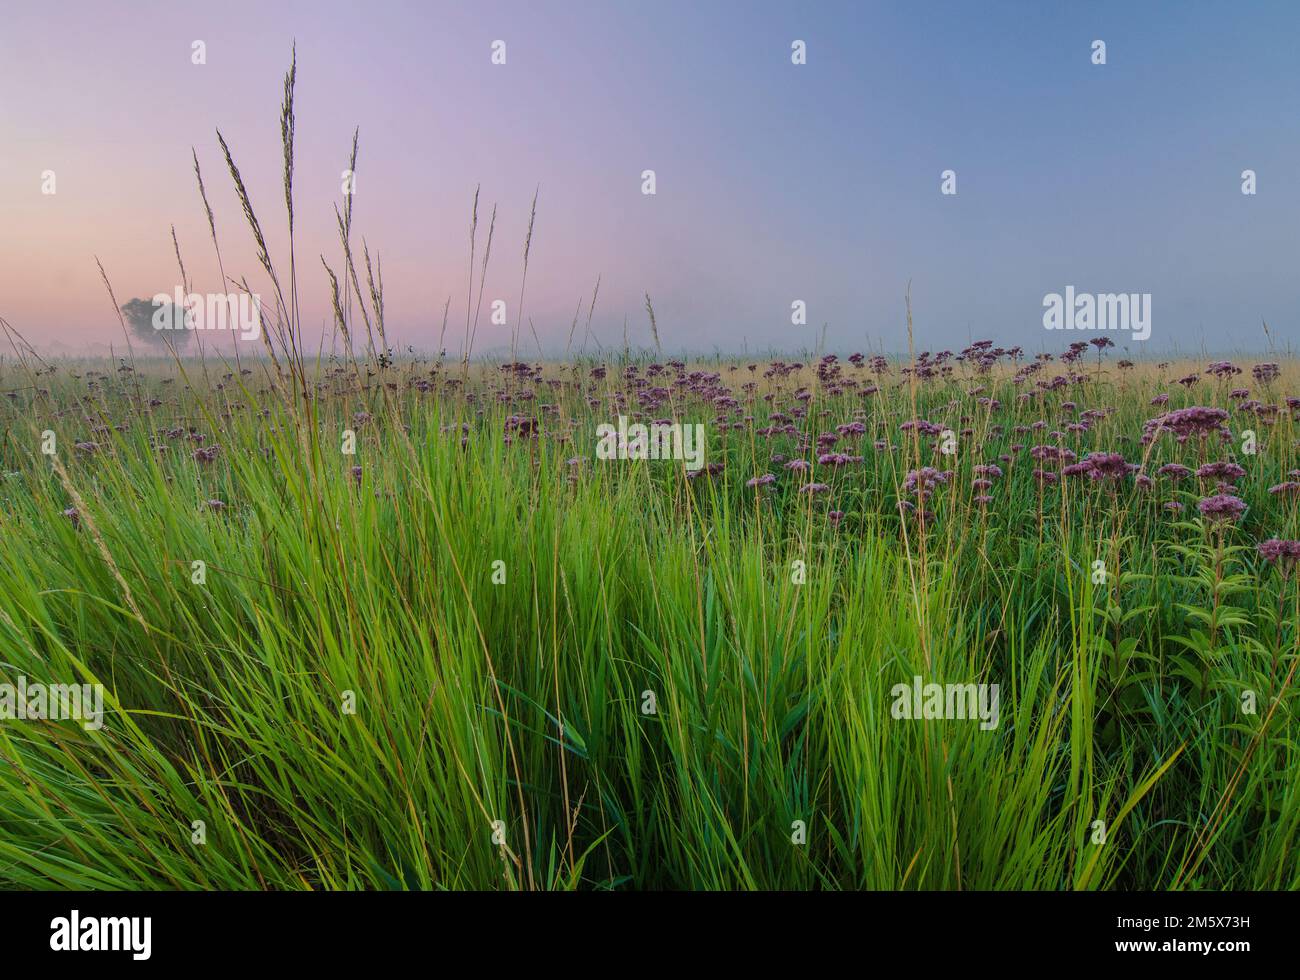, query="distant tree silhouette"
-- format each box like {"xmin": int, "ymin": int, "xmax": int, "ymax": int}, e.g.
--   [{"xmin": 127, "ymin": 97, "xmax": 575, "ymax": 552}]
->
[{"xmin": 120, "ymin": 297, "xmax": 192, "ymax": 351}]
